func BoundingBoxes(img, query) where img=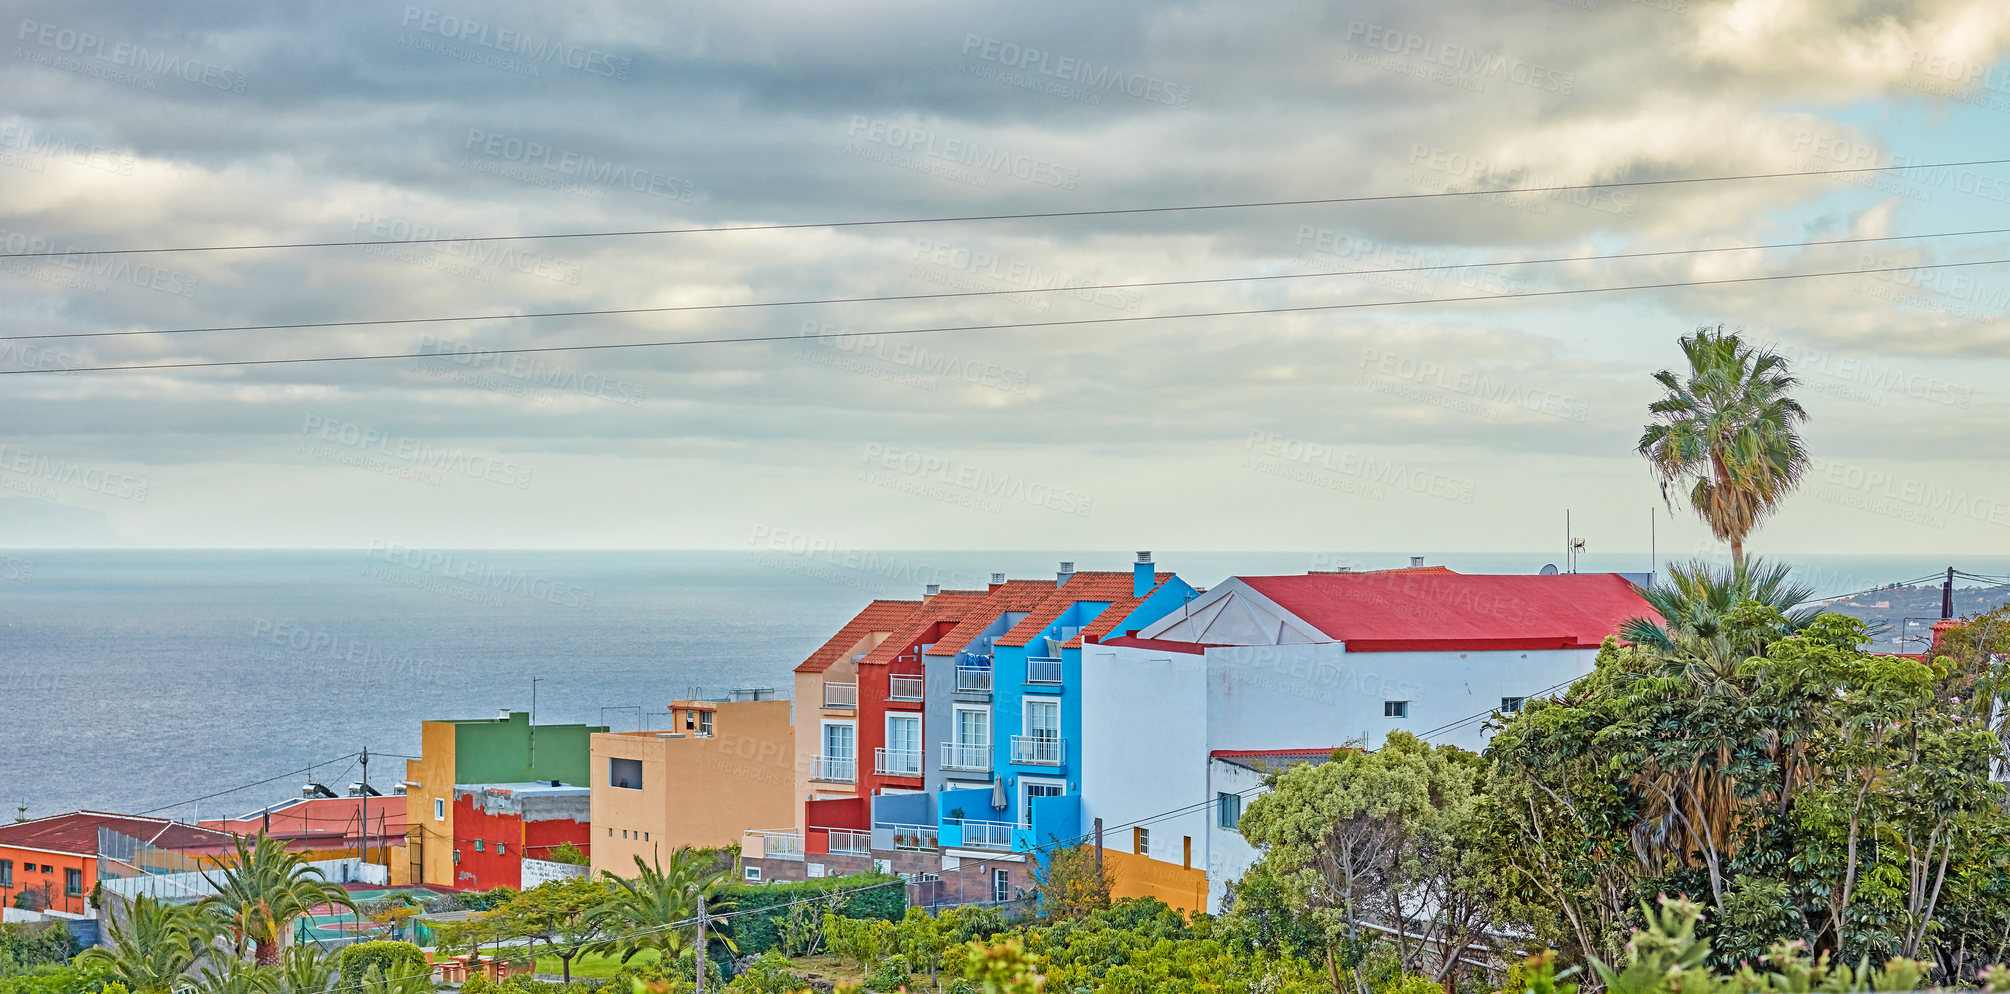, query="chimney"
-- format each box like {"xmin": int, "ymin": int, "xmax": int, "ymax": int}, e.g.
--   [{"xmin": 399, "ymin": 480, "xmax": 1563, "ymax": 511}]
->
[
  {"xmin": 1057, "ymin": 561, "xmax": 1075, "ymax": 587},
  {"xmin": 1133, "ymin": 551, "xmax": 1155, "ymax": 597},
  {"xmin": 990, "ymin": 572, "xmax": 1006, "ymax": 592},
  {"xmin": 925, "ymin": 583, "xmax": 941, "ymax": 597},
  {"xmin": 1409, "ymin": 556, "xmax": 1425, "ymax": 568}
]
